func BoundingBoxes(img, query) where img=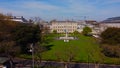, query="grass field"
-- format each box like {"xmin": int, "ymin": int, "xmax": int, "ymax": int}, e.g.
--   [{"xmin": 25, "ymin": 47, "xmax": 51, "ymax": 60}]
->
[
  {"xmin": 20, "ymin": 34, "xmax": 120, "ymax": 64},
  {"xmin": 42, "ymin": 34, "xmax": 104, "ymax": 63}
]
